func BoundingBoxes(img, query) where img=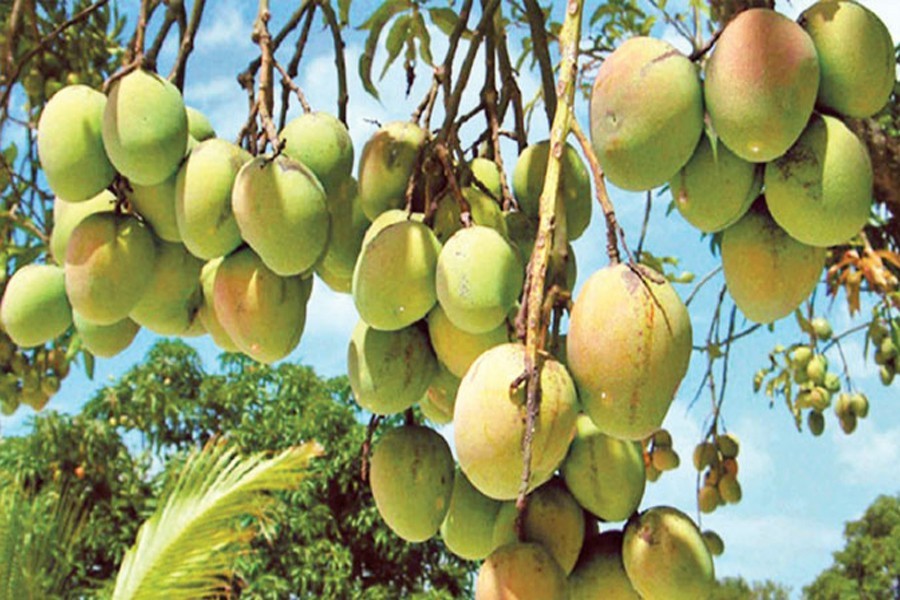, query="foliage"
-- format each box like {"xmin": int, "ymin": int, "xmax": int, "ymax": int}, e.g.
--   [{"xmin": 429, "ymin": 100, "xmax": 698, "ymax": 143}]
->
[
  {"xmin": 804, "ymin": 493, "xmax": 900, "ymax": 600},
  {"xmin": 711, "ymin": 576, "xmax": 791, "ymax": 600}
]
